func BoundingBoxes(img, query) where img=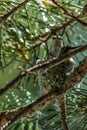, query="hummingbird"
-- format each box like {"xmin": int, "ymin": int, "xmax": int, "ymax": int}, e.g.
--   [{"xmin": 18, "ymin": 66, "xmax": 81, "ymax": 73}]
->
[{"xmin": 37, "ymin": 36, "xmax": 81, "ymax": 130}]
